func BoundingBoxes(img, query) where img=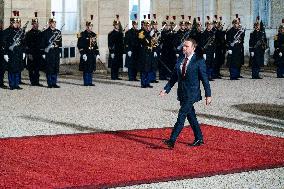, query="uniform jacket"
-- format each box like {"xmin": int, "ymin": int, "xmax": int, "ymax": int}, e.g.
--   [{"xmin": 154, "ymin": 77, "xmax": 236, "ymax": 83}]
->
[
  {"xmin": 77, "ymin": 30, "xmax": 100, "ymax": 72},
  {"xmin": 3, "ymin": 27, "xmax": 25, "ymax": 73},
  {"xmin": 40, "ymin": 27, "xmax": 62, "ymax": 74}
]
